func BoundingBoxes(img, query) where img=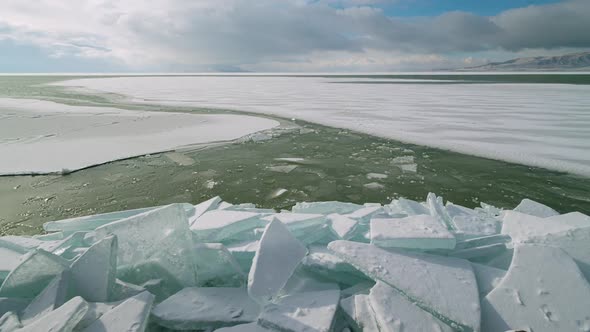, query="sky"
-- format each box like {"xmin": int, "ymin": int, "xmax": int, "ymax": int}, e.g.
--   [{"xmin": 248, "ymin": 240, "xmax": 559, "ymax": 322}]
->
[{"xmin": 0, "ymin": 0, "xmax": 588, "ymax": 72}]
